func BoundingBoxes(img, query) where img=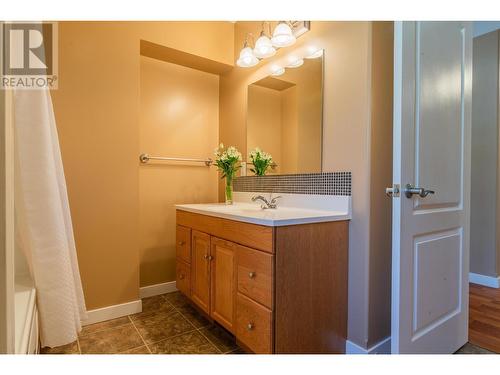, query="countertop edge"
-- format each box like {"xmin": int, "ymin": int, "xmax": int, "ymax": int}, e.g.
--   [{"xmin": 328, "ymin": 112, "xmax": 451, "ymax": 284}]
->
[{"xmin": 175, "ymin": 205, "xmax": 351, "ymax": 227}]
